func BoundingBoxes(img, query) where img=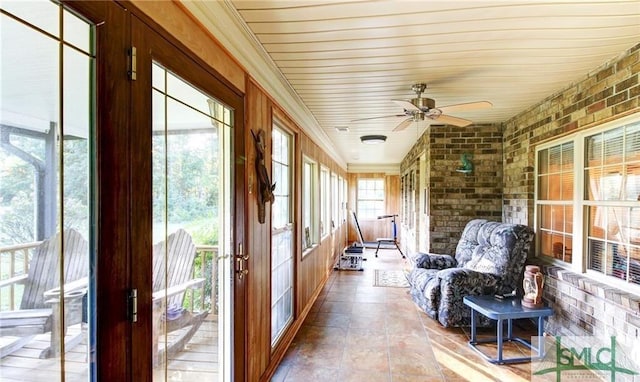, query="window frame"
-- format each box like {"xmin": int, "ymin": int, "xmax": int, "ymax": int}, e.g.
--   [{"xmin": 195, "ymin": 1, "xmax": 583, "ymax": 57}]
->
[
  {"xmin": 320, "ymin": 166, "xmax": 330, "ymax": 238},
  {"xmin": 301, "ymin": 156, "xmax": 318, "ymax": 255},
  {"xmin": 331, "ymin": 172, "xmax": 338, "ymax": 231},
  {"xmin": 356, "ymin": 178, "xmax": 385, "ymax": 220},
  {"xmin": 534, "ymin": 113, "xmax": 640, "ymax": 294},
  {"xmin": 270, "ymin": 123, "xmax": 294, "ymax": 346}
]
